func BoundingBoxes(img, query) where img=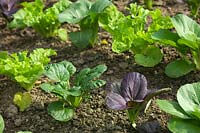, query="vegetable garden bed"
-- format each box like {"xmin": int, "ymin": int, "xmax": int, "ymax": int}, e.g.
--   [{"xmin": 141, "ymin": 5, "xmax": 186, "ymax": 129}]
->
[{"xmin": 0, "ymin": 0, "xmax": 200, "ymax": 132}]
